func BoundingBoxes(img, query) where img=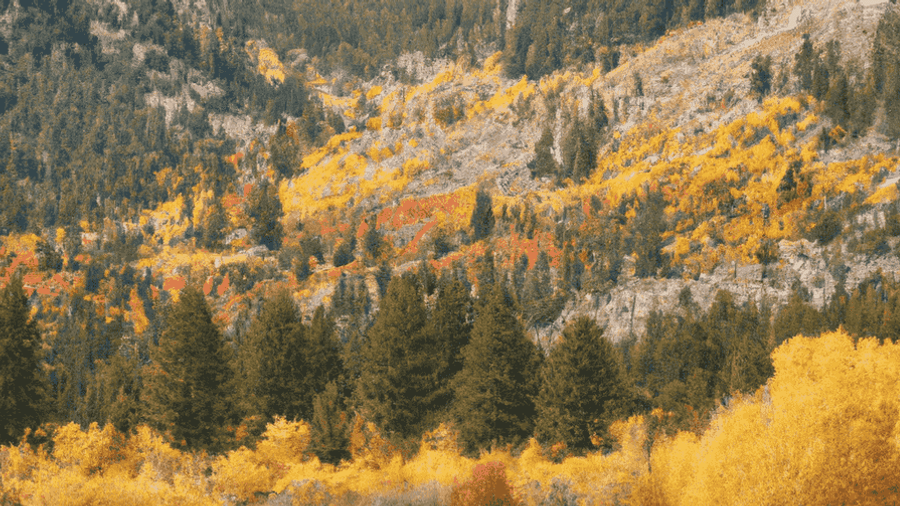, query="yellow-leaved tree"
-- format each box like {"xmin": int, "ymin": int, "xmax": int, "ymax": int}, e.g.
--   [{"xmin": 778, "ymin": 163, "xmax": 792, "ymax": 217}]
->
[{"xmin": 632, "ymin": 329, "xmax": 900, "ymax": 505}]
